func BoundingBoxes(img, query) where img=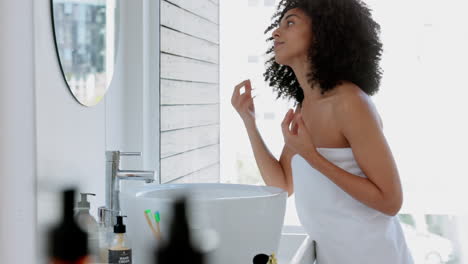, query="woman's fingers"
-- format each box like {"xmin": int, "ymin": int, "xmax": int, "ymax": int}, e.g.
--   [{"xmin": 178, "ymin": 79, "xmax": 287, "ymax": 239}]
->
[
  {"xmin": 291, "ymin": 118, "xmax": 298, "ymax": 134},
  {"xmin": 291, "ymin": 107, "xmax": 298, "ymax": 133},
  {"xmin": 231, "ymin": 79, "xmax": 259, "ymax": 123},
  {"xmin": 243, "ymin": 80, "xmax": 254, "ymax": 100},
  {"xmin": 238, "ymin": 87, "xmax": 256, "ymax": 110},
  {"xmin": 231, "ymin": 80, "xmax": 247, "ymax": 105},
  {"xmin": 245, "ymin": 79, "xmax": 252, "ymax": 95},
  {"xmin": 231, "ymin": 79, "xmax": 254, "ymax": 106},
  {"xmin": 294, "ymin": 112, "xmax": 300, "ymax": 123},
  {"xmin": 296, "ymin": 113, "xmax": 306, "ymax": 135},
  {"xmin": 239, "ymin": 95, "xmax": 252, "ymax": 111},
  {"xmin": 281, "ymin": 109, "xmax": 294, "ymax": 137}
]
